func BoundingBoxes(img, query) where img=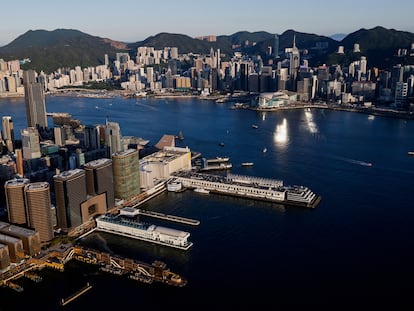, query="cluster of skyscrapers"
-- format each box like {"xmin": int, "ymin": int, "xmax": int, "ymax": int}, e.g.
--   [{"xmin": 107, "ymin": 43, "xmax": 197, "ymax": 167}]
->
[
  {"xmin": 0, "ymin": 66, "xmax": 195, "ymax": 273},
  {"xmin": 1, "ymin": 34, "xmax": 414, "ymax": 107}
]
